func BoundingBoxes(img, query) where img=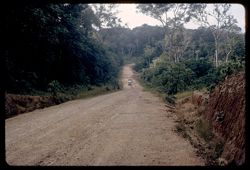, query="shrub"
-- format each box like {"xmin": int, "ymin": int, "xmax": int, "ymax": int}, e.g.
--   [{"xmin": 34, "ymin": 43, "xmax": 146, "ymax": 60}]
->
[
  {"xmin": 165, "ymin": 95, "xmax": 176, "ymax": 105},
  {"xmin": 205, "ymin": 60, "xmax": 244, "ymax": 91},
  {"xmin": 195, "ymin": 118, "xmax": 213, "ymax": 142},
  {"xmin": 140, "ymin": 61, "xmax": 195, "ymax": 95},
  {"xmin": 185, "ymin": 59, "xmax": 213, "ymax": 78},
  {"xmin": 47, "ymin": 80, "xmax": 63, "ymax": 97}
]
